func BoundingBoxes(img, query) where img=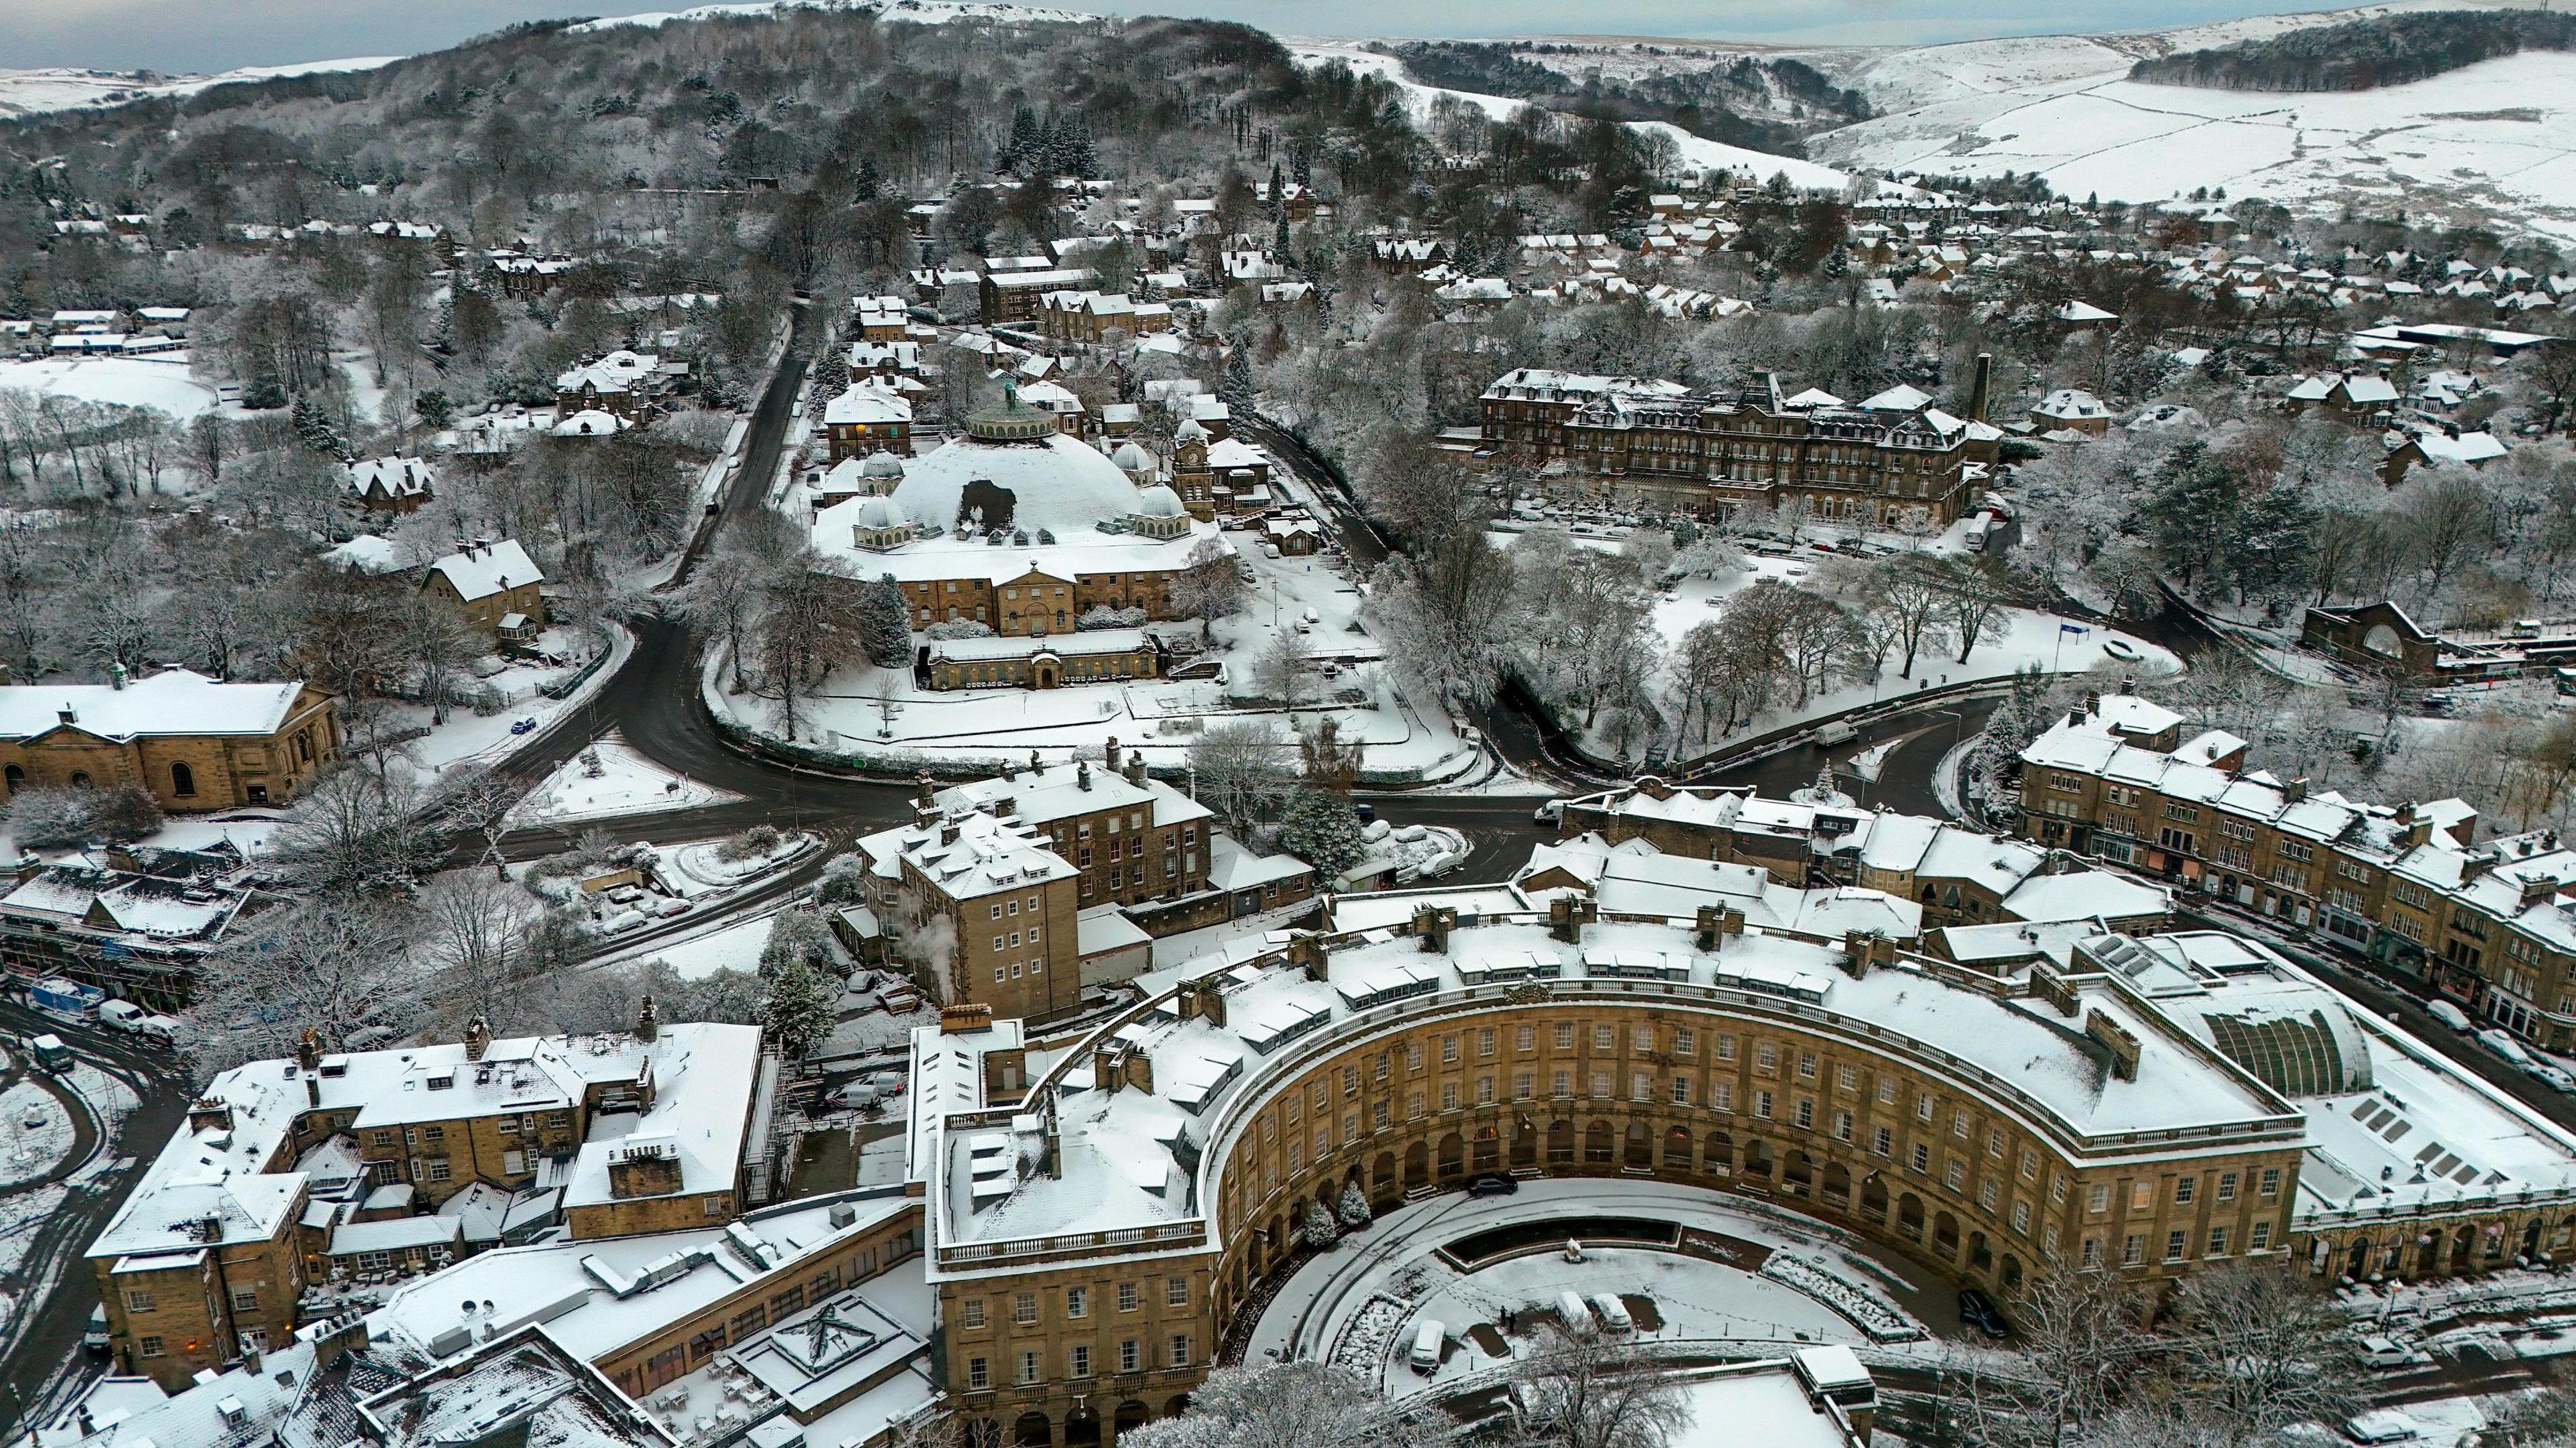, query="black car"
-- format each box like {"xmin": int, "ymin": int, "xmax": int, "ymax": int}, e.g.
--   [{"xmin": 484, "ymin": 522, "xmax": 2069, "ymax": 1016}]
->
[
  {"xmin": 1957, "ymin": 1287, "xmax": 2009, "ymax": 1341},
  {"xmin": 1467, "ymin": 1174, "xmax": 1519, "ymax": 1198}
]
